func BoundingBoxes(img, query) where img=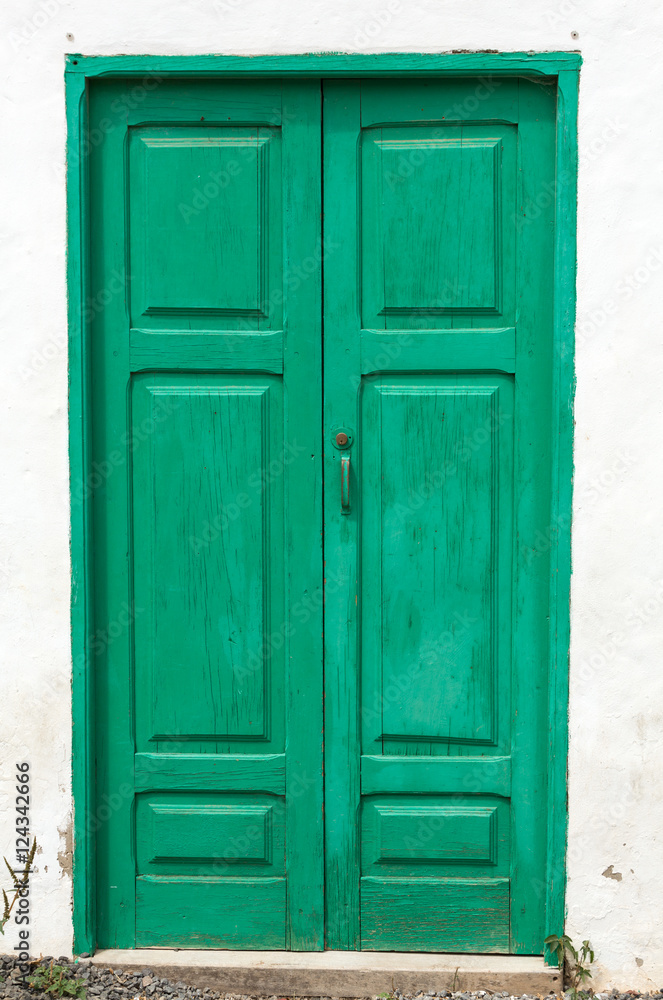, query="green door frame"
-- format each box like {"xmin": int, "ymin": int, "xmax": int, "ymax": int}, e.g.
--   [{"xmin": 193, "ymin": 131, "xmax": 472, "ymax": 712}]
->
[{"xmin": 66, "ymin": 50, "xmax": 579, "ymax": 957}]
